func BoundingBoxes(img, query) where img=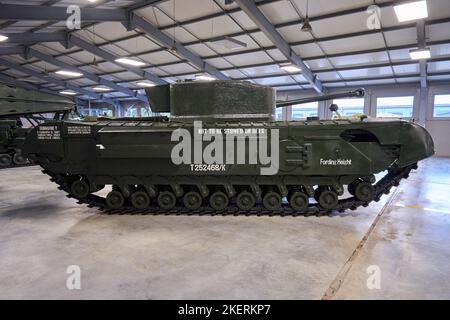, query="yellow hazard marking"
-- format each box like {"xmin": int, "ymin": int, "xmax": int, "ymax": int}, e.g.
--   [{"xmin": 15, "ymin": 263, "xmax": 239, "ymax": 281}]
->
[{"xmin": 395, "ymin": 203, "xmax": 450, "ymax": 214}]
